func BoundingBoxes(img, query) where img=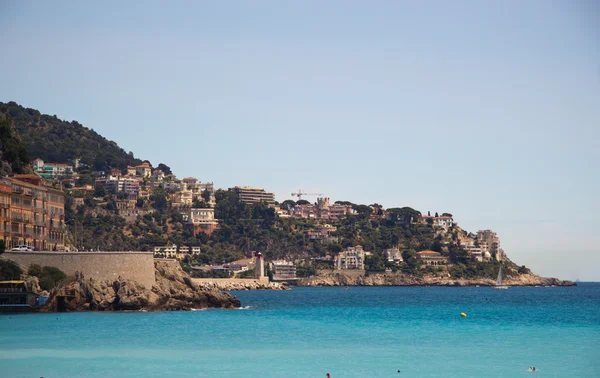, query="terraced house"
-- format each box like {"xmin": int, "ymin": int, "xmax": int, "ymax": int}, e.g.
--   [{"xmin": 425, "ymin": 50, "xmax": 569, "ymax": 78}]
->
[{"xmin": 0, "ymin": 175, "xmax": 66, "ymax": 251}]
